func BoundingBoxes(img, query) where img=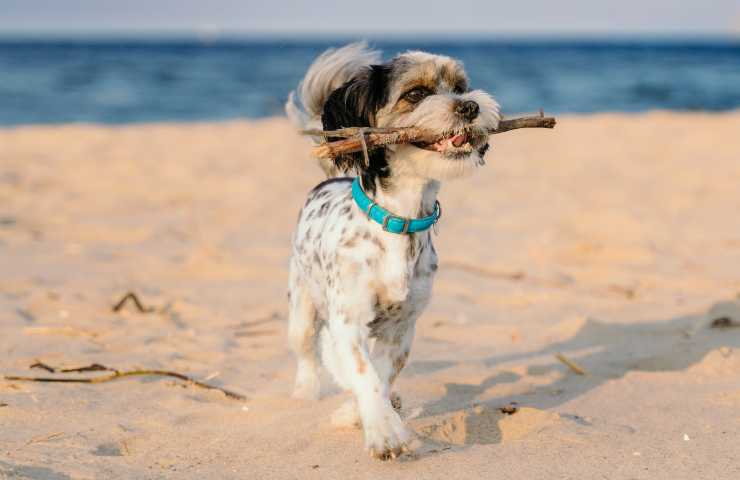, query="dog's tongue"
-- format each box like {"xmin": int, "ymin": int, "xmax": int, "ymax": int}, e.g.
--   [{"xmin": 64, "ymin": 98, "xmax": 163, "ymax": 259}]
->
[{"xmin": 451, "ymin": 133, "xmax": 467, "ymax": 148}]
